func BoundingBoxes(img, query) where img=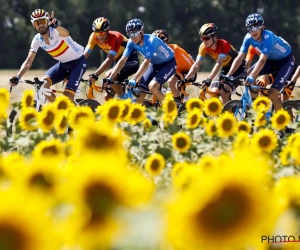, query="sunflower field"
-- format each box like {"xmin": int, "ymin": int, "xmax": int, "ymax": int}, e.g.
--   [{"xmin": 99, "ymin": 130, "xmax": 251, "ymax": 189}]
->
[{"xmin": 1, "ymin": 87, "xmax": 300, "ymax": 250}]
